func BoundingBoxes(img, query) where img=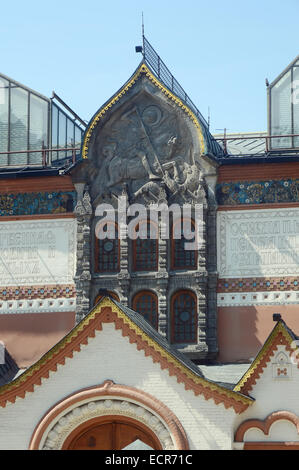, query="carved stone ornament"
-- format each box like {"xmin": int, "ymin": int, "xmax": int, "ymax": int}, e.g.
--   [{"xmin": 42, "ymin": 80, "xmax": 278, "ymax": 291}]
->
[
  {"xmin": 41, "ymin": 400, "xmax": 173, "ymax": 450},
  {"xmin": 29, "ymin": 381, "xmax": 189, "ymax": 450},
  {"xmin": 272, "ymin": 350, "xmax": 292, "ymax": 379},
  {"xmin": 80, "ymin": 74, "xmax": 207, "ymax": 207}
]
